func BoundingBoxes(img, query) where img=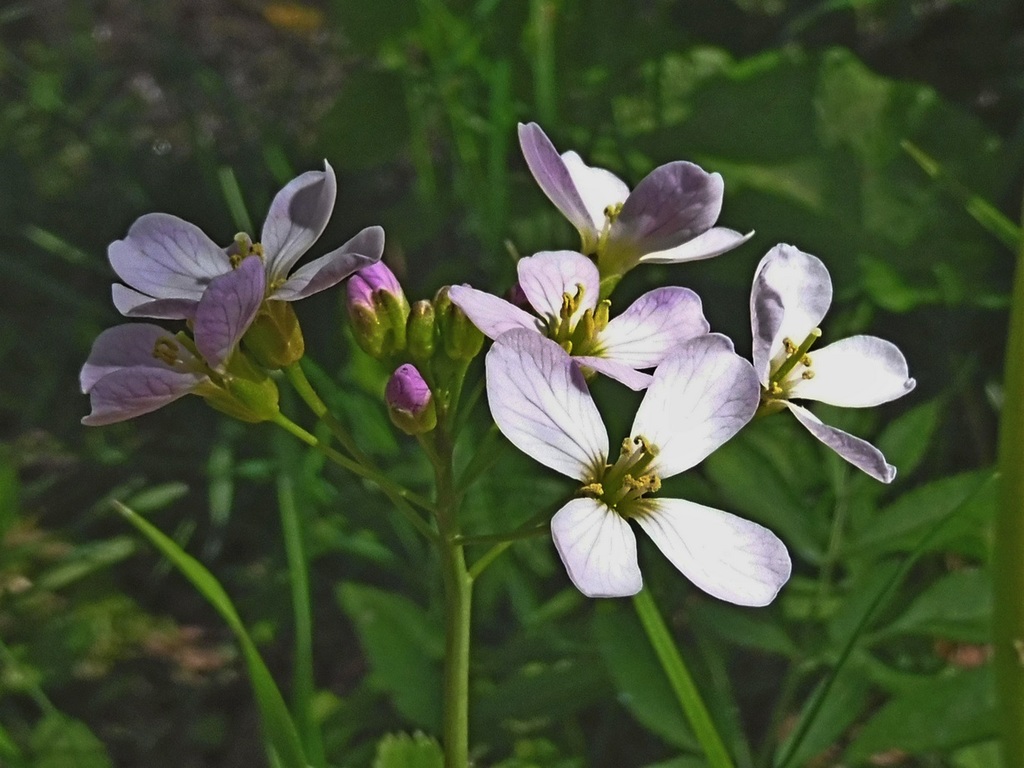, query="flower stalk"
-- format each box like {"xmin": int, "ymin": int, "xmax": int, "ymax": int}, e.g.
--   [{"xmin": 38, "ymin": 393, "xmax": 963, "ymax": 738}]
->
[{"xmin": 993, "ymin": 198, "xmax": 1024, "ymax": 766}]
